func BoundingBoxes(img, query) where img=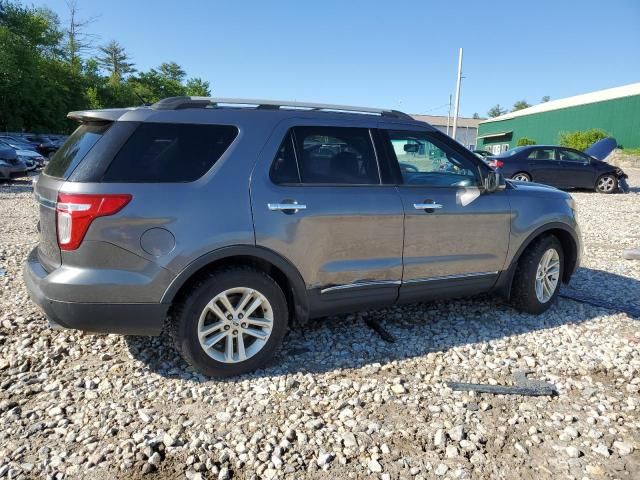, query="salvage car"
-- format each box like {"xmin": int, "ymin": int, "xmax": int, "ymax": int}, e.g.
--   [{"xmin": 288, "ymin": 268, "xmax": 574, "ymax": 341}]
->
[
  {"xmin": 486, "ymin": 139, "xmax": 628, "ymax": 193},
  {"xmin": 25, "ymin": 97, "xmax": 582, "ymax": 376},
  {"xmin": 0, "ymin": 145, "xmax": 28, "ymax": 180},
  {"xmin": 0, "ymin": 140, "xmax": 45, "ymax": 168}
]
